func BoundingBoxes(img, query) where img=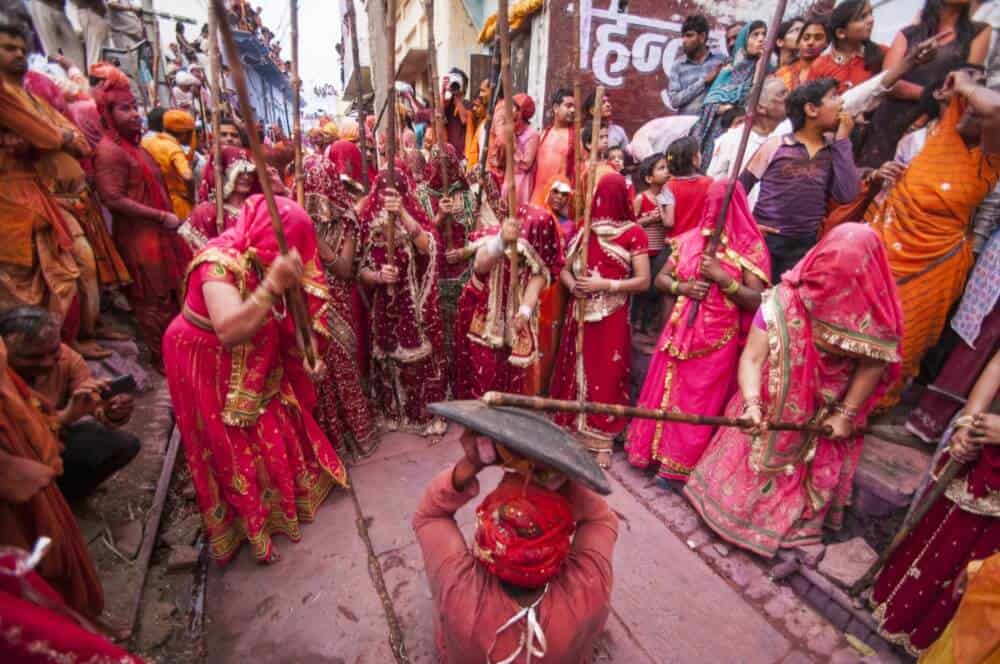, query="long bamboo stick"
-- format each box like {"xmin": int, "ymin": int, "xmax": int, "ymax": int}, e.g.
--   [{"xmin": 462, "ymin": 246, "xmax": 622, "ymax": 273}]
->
[
  {"xmin": 686, "ymin": 2, "xmax": 787, "ymax": 327},
  {"xmin": 290, "ymin": 0, "xmax": 304, "ymax": 207},
  {"xmin": 849, "ymin": 457, "xmax": 964, "ymax": 596},
  {"xmin": 474, "ymin": 49, "xmax": 501, "ymax": 213},
  {"xmin": 481, "ymin": 391, "xmax": 839, "ymax": 435},
  {"xmin": 496, "ymin": 0, "xmax": 520, "ymax": 316},
  {"xmin": 384, "ymin": 0, "xmax": 398, "ymax": 291},
  {"xmin": 208, "ymin": 2, "xmax": 225, "ymax": 232},
  {"xmin": 210, "ymin": 0, "xmax": 317, "ymax": 367},
  {"xmin": 424, "ymin": 0, "xmax": 452, "ymax": 248},
  {"xmin": 344, "ymin": 0, "xmax": 370, "ymax": 188},
  {"xmin": 571, "ymin": 1, "xmax": 584, "ymax": 219}
]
